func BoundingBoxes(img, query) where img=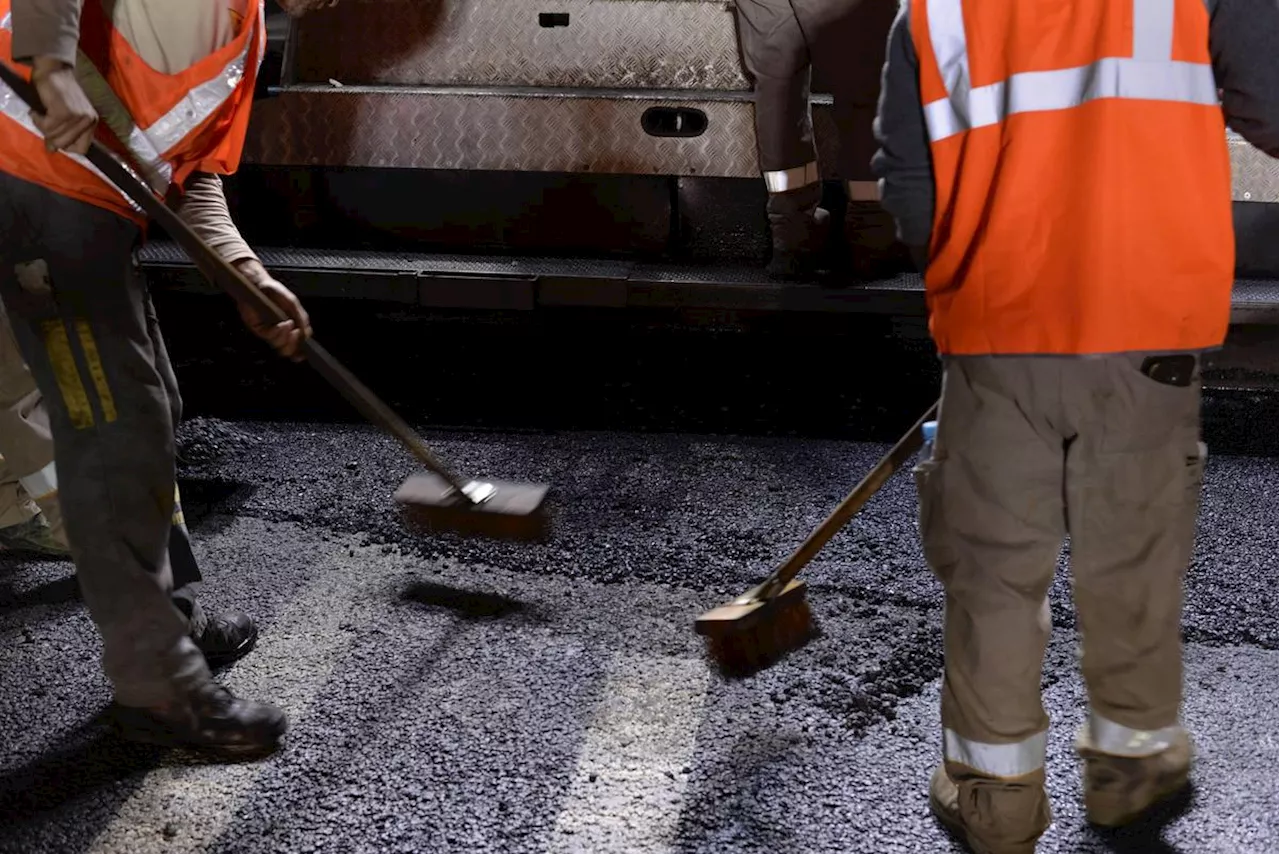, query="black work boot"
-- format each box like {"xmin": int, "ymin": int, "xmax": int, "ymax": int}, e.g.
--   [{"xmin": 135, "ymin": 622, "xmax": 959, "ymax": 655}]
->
[
  {"xmin": 843, "ymin": 200, "xmax": 909, "ymax": 281},
  {"xmin": 190, "ymin": 609, "xmax": 260, "ymax": 669},
  {"xmin": 765, "ymin": 184, "xmax": 831, "ymax": 281},
  {"xmin": 109, "ymin": 682, "xmax": 287, "ymax": 759}
]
